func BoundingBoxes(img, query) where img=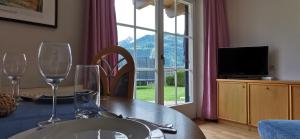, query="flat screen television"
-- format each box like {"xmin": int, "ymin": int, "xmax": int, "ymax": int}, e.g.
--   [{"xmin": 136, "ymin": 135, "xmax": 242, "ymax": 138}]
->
[{"xmin": 217, "ymin": 46, "xmax": 269, "ymax": 77}]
